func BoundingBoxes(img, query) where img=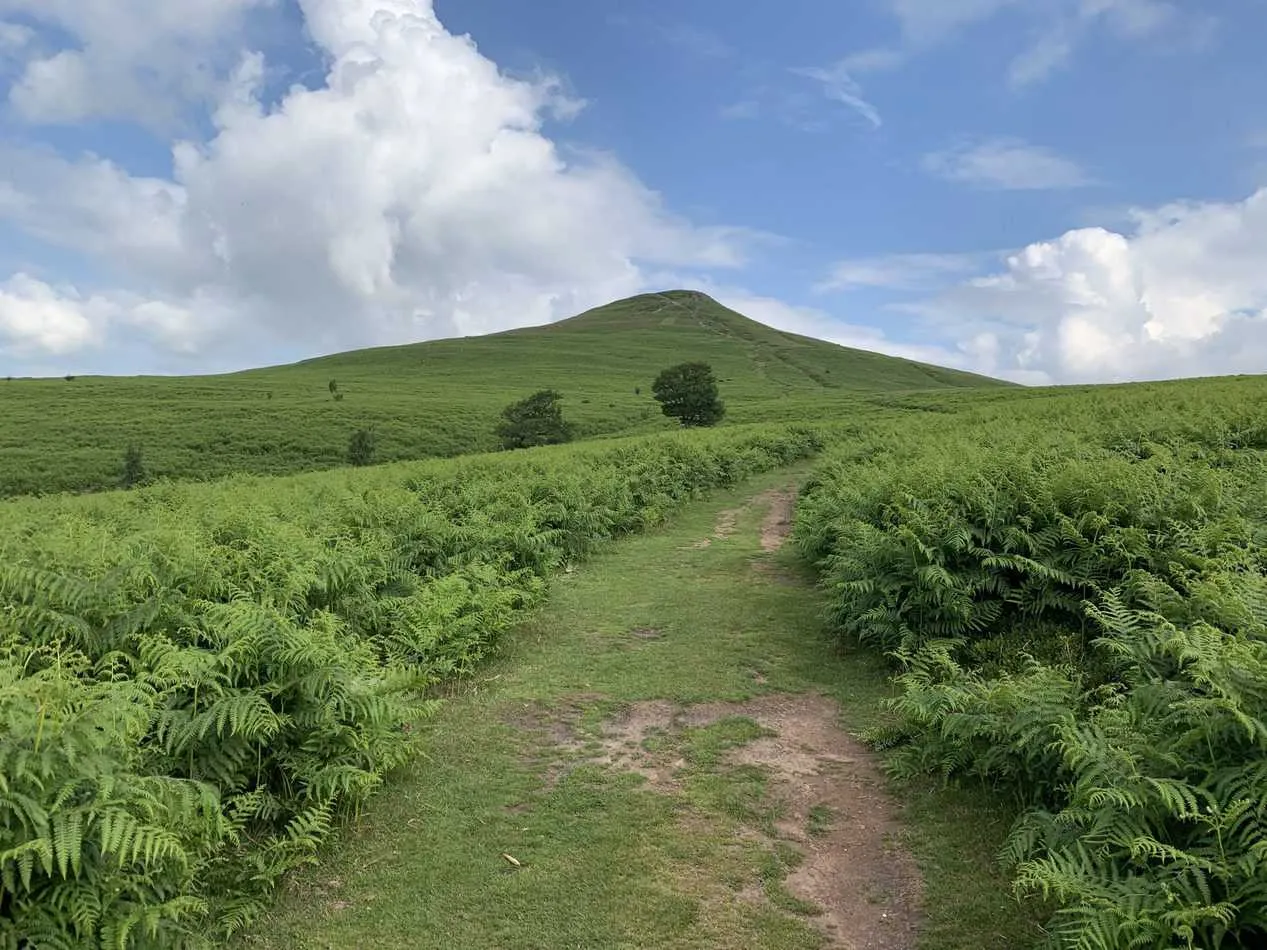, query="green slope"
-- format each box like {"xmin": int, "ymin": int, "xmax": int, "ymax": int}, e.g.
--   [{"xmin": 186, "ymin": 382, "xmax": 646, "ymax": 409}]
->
[{"xmin": 0, "ymin": 290, "xmax": 1009, "ymax": 497}]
